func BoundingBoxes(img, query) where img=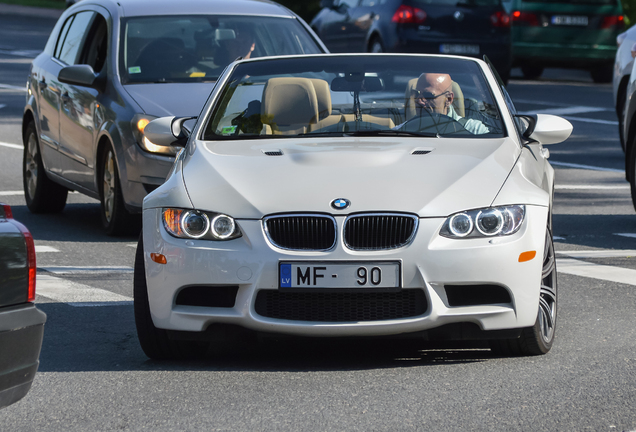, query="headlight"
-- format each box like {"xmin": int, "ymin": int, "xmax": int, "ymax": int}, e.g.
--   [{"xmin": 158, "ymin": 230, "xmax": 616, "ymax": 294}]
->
[
  {"xmin": 162, "ymin": 208, "xmax": 242, "ymax": 240},
  {"xmin": 440, "ymin": 205, "xmax": 525, "ymax": 239},
  {"xmin": 132, "ymin": 114, "xmax": 178, "ymax": 156}
]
